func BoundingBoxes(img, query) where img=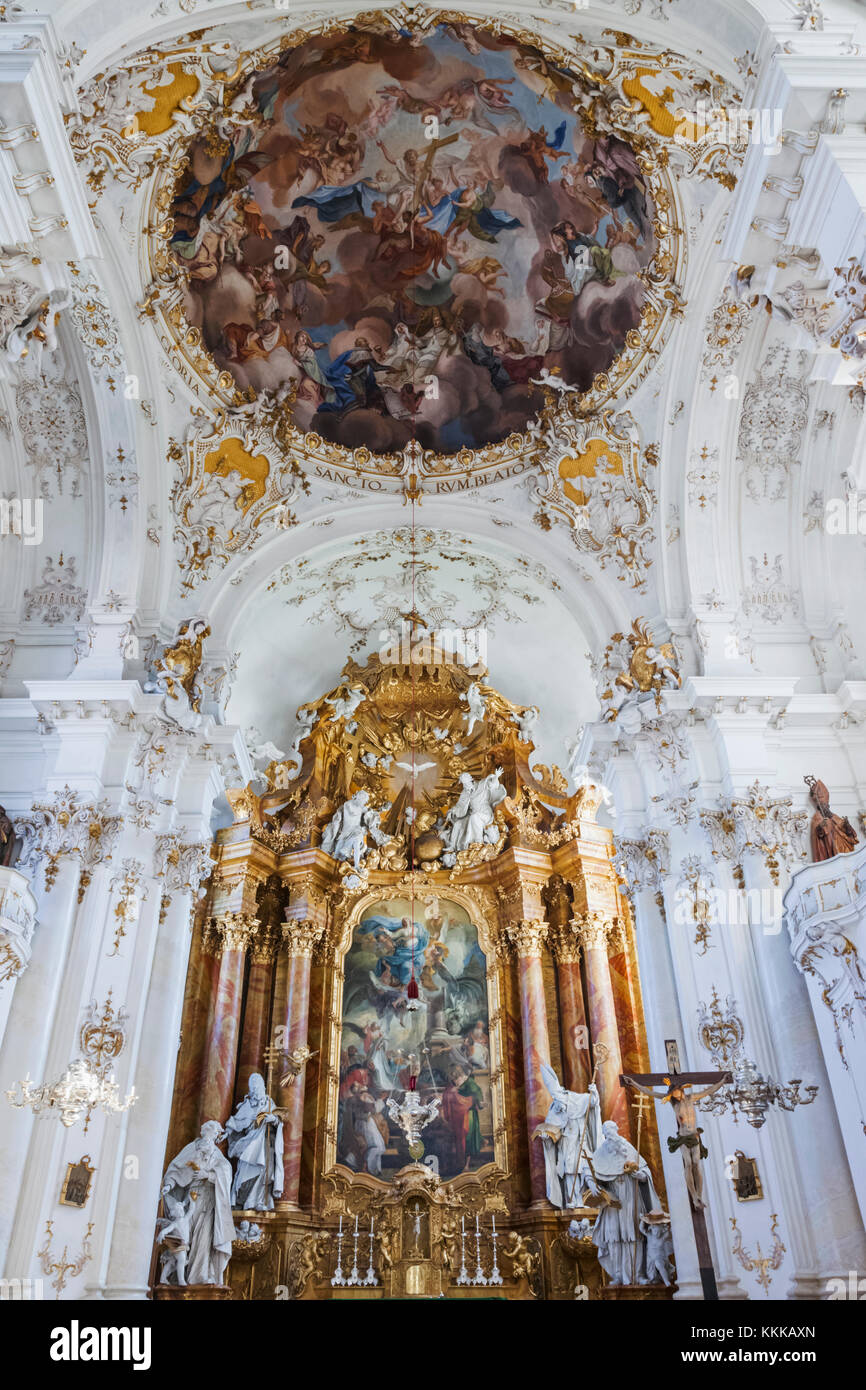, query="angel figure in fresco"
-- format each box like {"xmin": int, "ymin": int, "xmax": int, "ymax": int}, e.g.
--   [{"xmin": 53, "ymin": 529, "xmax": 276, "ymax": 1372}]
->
[
  {"xmin": 439, "ymin": 76, "xmax": 519, "ymax": 132},
  {"xmin": 441, "ymin": 181, "xmax": 523, "ymax": 246},
  {"xmin": 452, "ymin": 251, "xmax": 507, "ymax": 294},
  {"xmin": 512, "ymin": 123, "xmax": 568, "ymax": 184},
  {"xmin": 453, "ymin": 127, "xmax": 507, "ymax": 191}
]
